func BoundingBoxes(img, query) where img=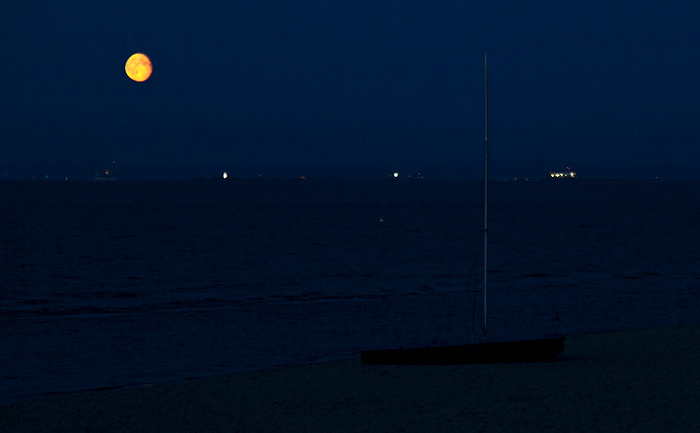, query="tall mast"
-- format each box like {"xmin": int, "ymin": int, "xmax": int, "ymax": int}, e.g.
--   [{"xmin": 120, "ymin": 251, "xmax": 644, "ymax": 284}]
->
[{"xmin": 483, "ymin": 53, "xmax": 489, "ymax": 343}]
